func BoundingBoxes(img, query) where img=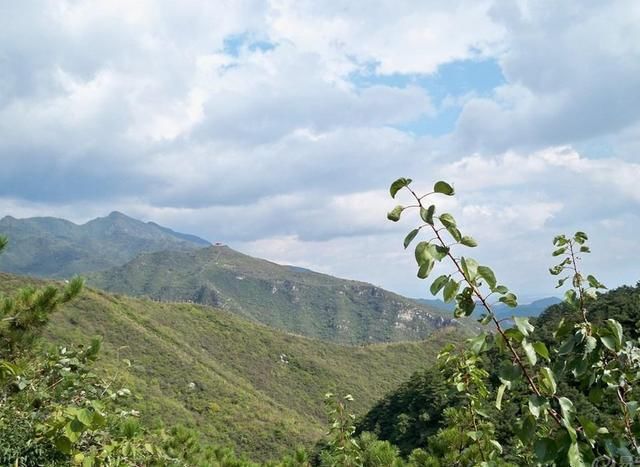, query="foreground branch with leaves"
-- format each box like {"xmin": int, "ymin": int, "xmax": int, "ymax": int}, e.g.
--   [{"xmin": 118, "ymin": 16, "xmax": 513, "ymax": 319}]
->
[{"xmin": 387, "ymin": 177, "xmax": 640, "ymax": 466}]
